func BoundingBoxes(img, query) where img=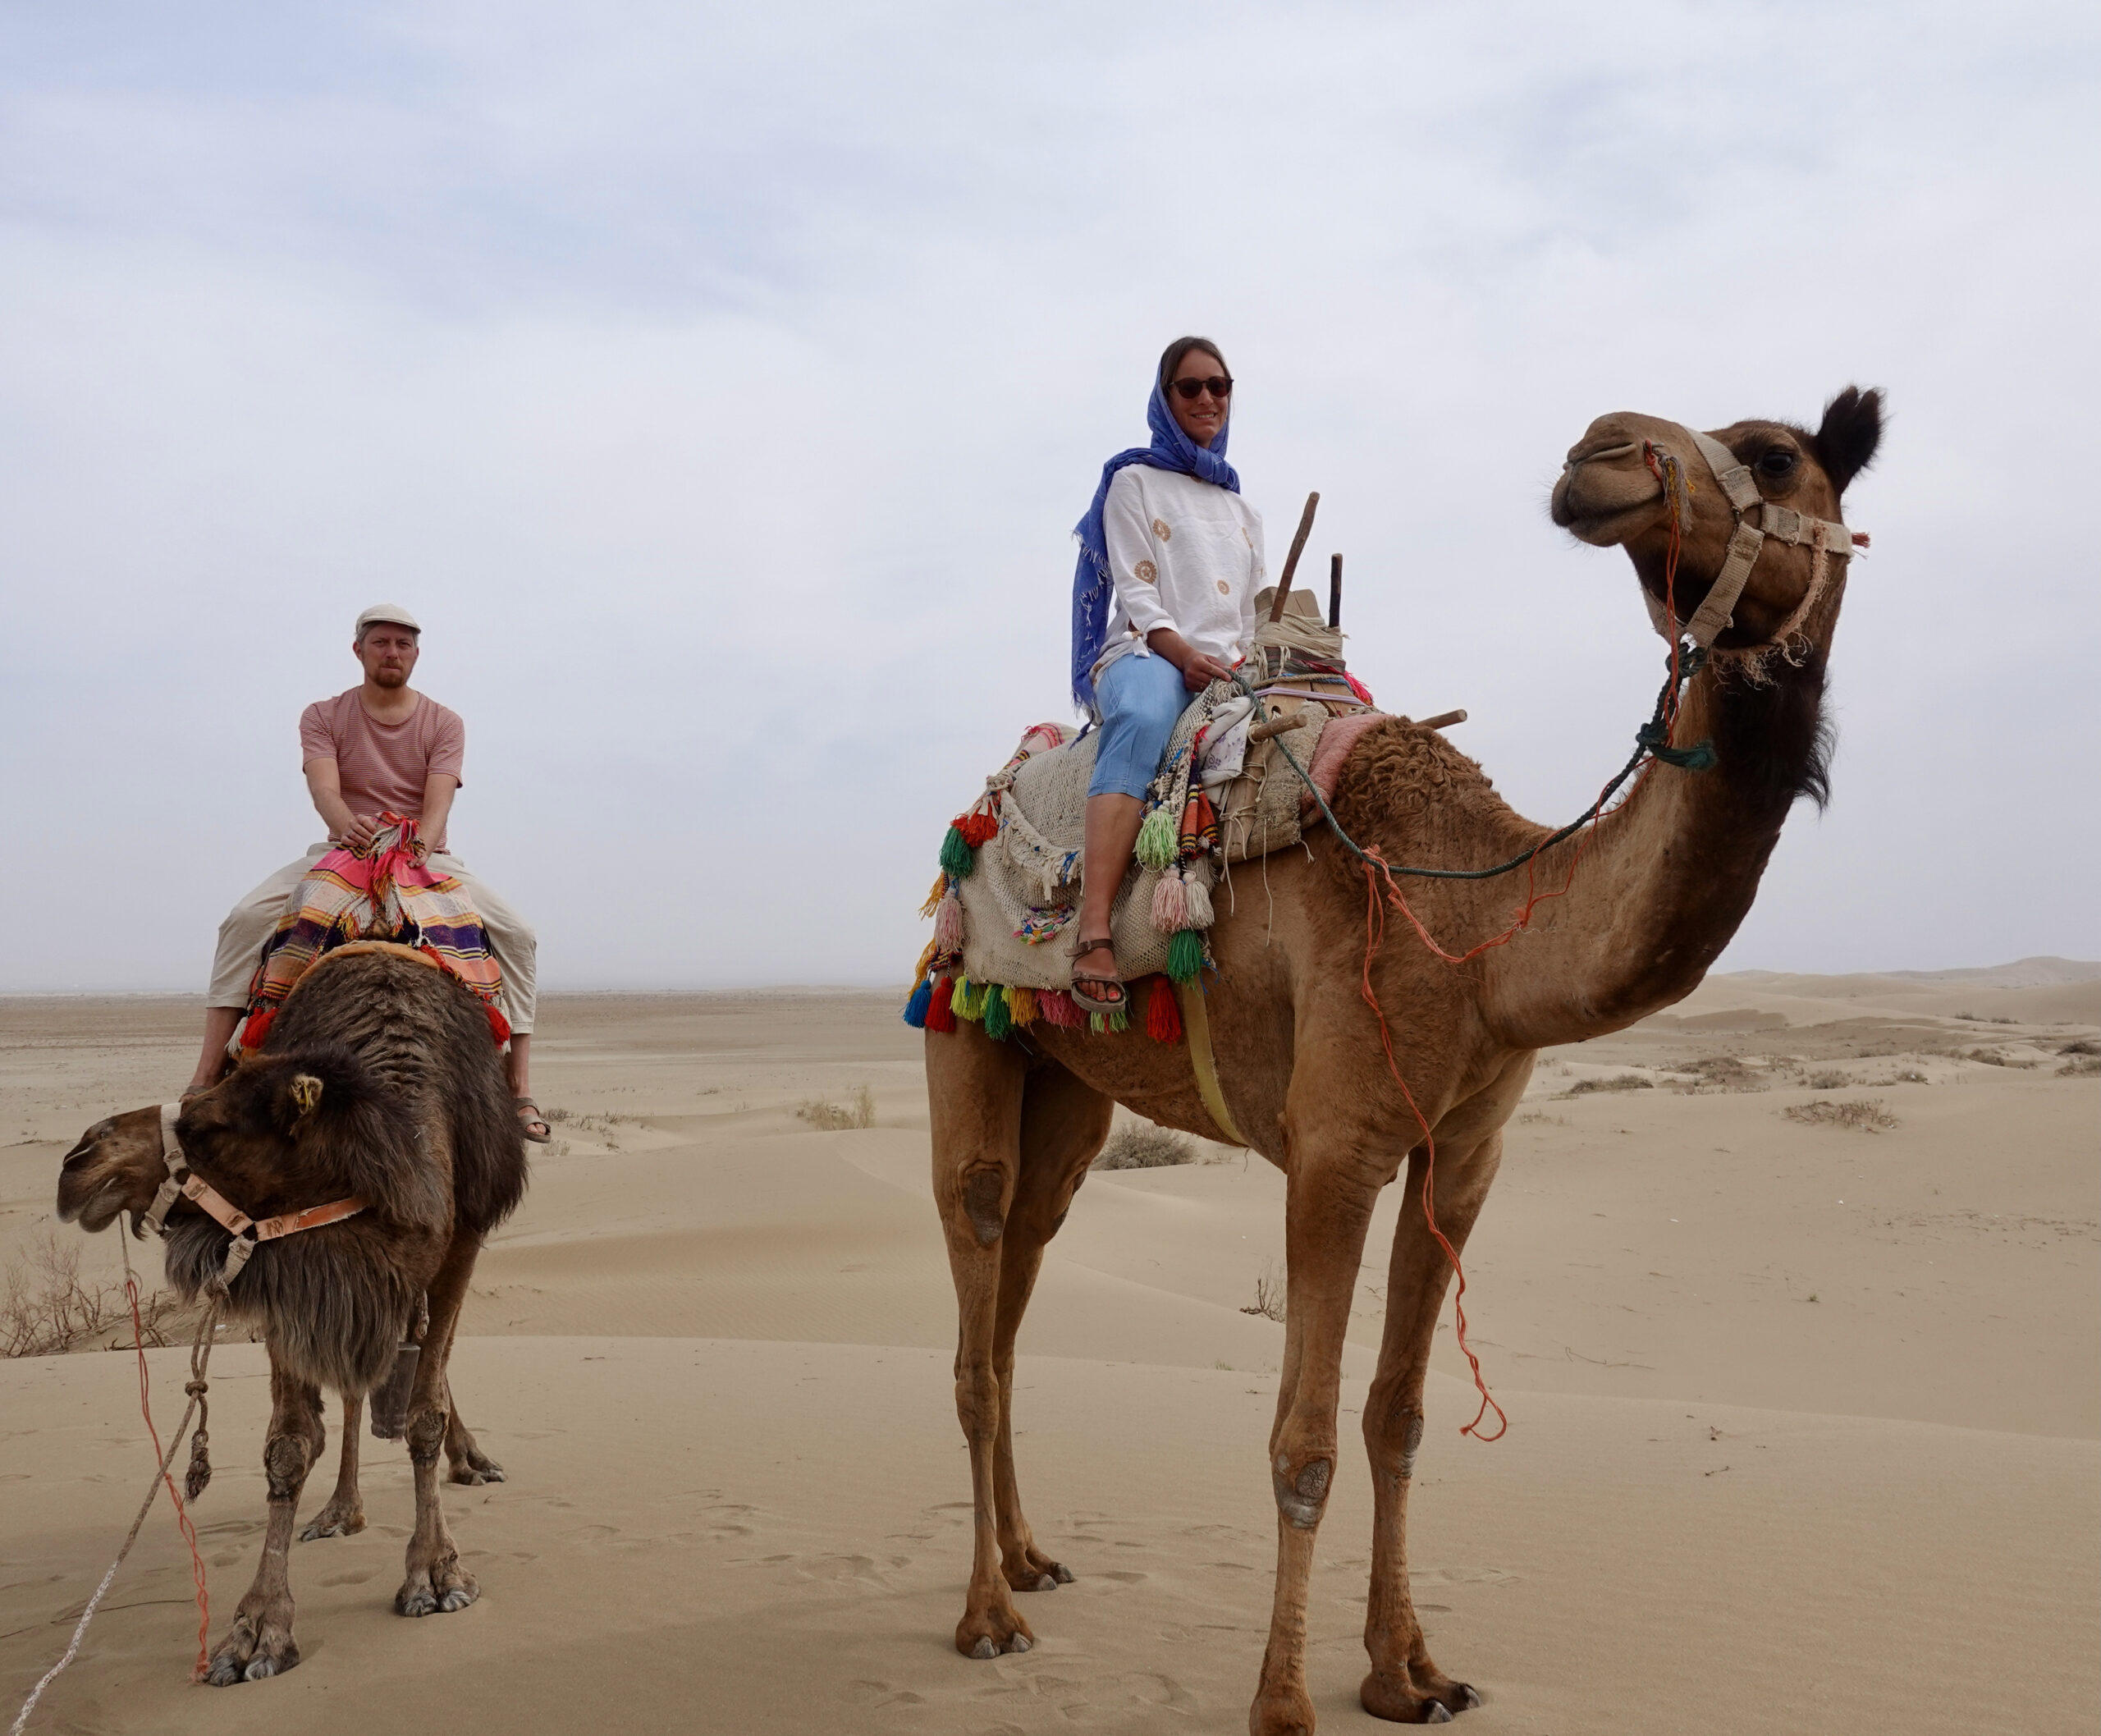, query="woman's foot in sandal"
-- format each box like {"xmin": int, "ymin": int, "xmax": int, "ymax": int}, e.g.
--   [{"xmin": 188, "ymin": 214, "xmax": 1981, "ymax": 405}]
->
[
  {"xmin": 515, "ymin": 1097, "xmax": 552, "ymax": 1143},
  {"xmin": 1068, "ymin": 936, "xmax": 1126, "ymax": 1015}
]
